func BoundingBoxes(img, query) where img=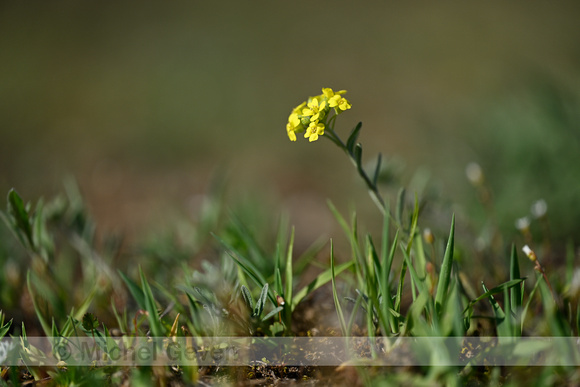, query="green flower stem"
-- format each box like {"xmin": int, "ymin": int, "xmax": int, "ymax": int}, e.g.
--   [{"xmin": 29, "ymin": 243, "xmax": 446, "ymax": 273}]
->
[{"xmin": 325, "ymin": 127, "xmax": 386, "ymax": 215}]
